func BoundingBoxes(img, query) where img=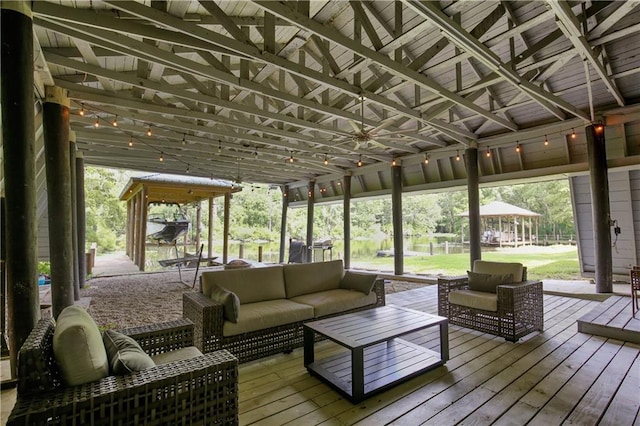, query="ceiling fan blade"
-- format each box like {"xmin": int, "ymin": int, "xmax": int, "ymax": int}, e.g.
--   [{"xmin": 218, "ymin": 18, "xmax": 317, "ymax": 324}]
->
[
  {"xmin": 368, "ymin": 139, "xmax": 388, "ymax": 149},
  {"xmin": 348, "ymin": 120, "xmax": 362, "ymax": 133},
  {"xmin": 371, "ymin": 117, "xmax": 397, "ymax": 133}
]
